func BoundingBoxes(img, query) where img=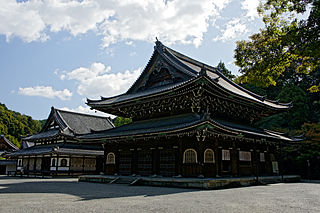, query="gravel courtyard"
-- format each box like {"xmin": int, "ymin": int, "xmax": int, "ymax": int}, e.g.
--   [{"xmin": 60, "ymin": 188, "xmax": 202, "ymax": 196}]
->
[{"xmin": 0, "ymin": 176, "xmax": 319, "ymax": 213}]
